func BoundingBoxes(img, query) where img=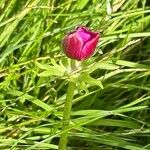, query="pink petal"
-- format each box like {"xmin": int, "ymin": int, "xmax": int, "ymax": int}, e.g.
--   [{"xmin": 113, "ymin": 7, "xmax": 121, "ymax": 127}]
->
[
  {"xmin": 77, "ymin": 27, "xmax": 91, "ymax": 43},
  {"xmin": 80, "ymin": 33, "xmax": 99, "ymax": 60},
  {"xmin": 62, "ymin": 26, "xmax": 100, "ymax": 61},
  {"xmin": 63, "ymin": 32, "xmax": 83, "ymax": 60},
  {"xmin": 77, "ymin": 27, "xmax": 99, "ymax": 43}
]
